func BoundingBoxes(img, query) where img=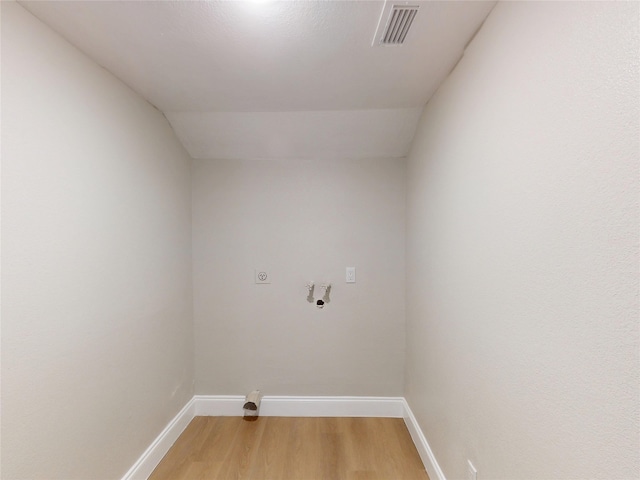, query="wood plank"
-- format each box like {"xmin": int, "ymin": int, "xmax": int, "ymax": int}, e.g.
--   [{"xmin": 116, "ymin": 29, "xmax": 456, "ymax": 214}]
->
[{"xmin": 149, "ymin": 417, "xmax": 429, "ymax": 480}]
